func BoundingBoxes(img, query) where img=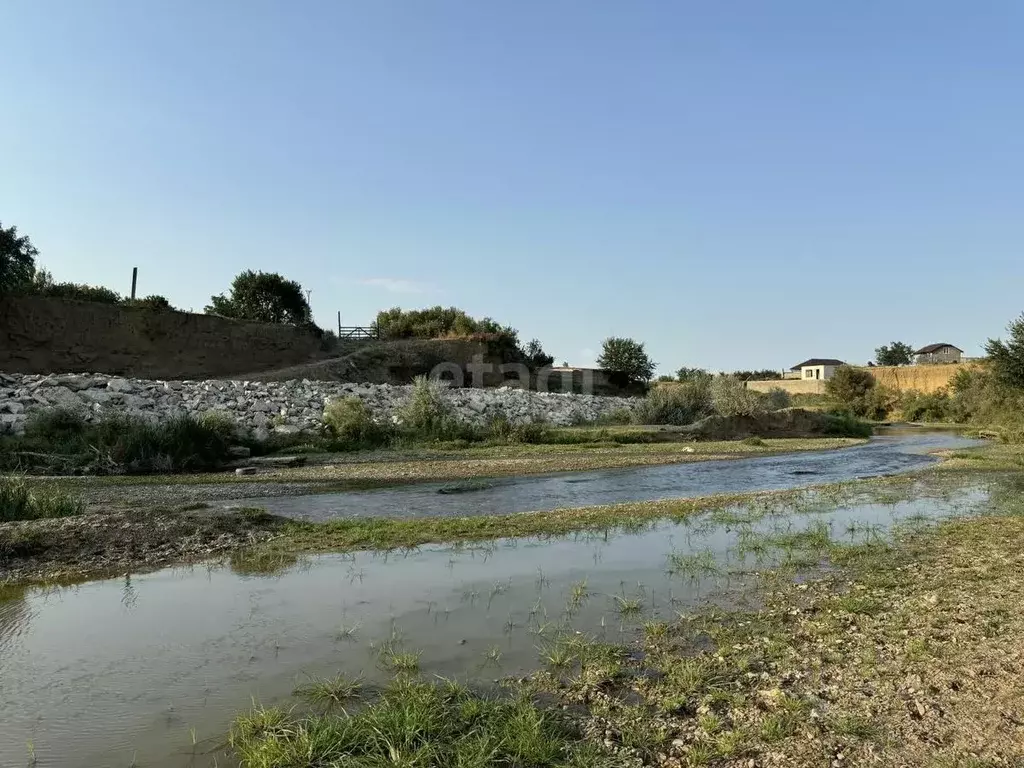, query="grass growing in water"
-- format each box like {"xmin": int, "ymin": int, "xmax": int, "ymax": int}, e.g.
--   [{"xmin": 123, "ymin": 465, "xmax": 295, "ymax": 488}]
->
[
  {"xmin": 293, "ymin": 673, "xmax": 363, "ymax": 712},
  {"xmin": 231, "ymin": 677, "xmax": 604, "ymax": 768}
]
